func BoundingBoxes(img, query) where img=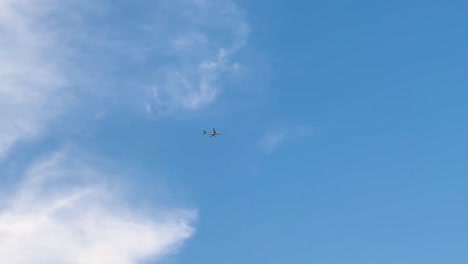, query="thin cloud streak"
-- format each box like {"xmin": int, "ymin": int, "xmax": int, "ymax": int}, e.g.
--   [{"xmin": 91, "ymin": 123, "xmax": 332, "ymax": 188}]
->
[
  {"xmin": 259, "ymin": 126, "xmax": 313, "ymax": 154},
  {"xmin": 259, "ymin": 129, "xmax": 288, "ymax": 154},
  {"xmin": 0, "ymin": 150, "xmax": 196, "ymax": 264}
]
